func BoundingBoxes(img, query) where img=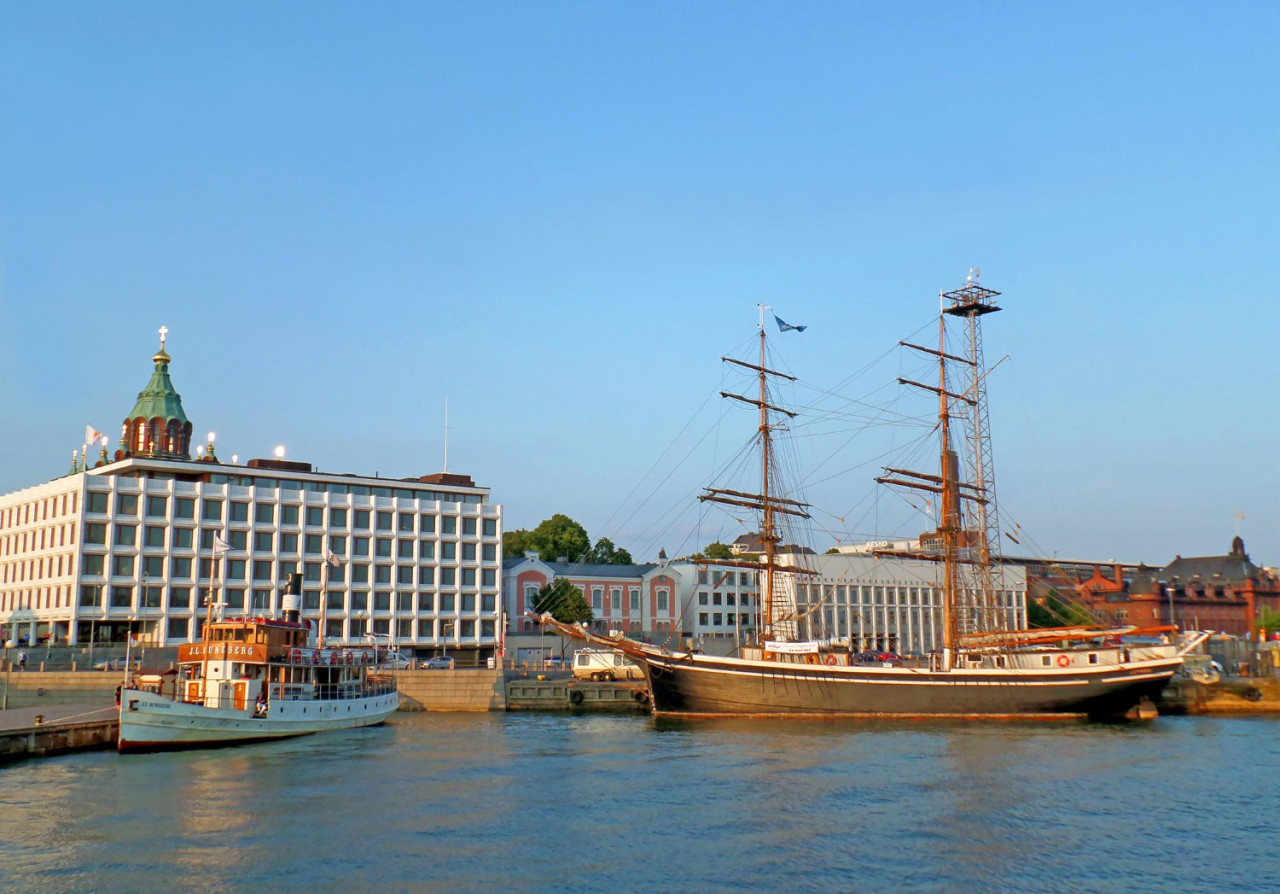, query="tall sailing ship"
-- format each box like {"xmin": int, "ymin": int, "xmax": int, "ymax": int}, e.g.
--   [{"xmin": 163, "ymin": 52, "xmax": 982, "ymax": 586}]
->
[{"xmin": 545, "ymin": 274, "xmax": 1203, "ymax": 718}]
